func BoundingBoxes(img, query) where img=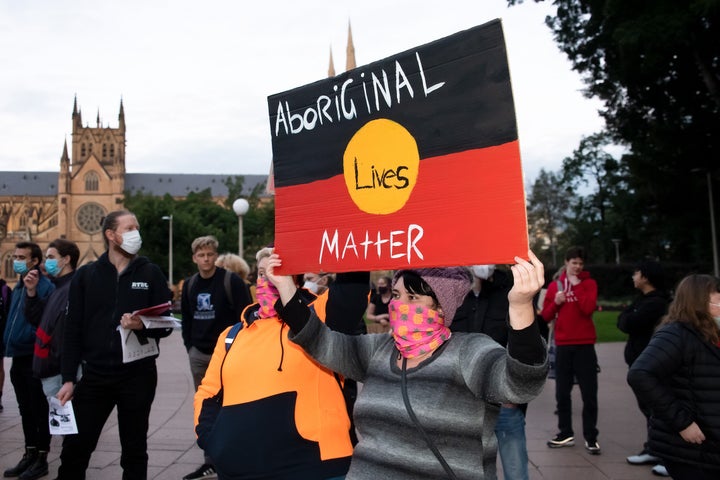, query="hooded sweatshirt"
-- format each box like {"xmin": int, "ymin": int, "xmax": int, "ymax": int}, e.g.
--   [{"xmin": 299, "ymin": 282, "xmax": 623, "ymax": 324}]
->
[
  {"xmin": 62, "ymin": 252, "xmax": 172, "ymax": 382},
  {"xmin": 541, "ymin": 270, "xmax": 597, "ymax": 345},
  {"xmin": 193, "ymin": 301, "xmax": 352, "ymax": 480},
  {"xmin": 3, "ymin": 268, "xmax": 54, "ymax": 357}
]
